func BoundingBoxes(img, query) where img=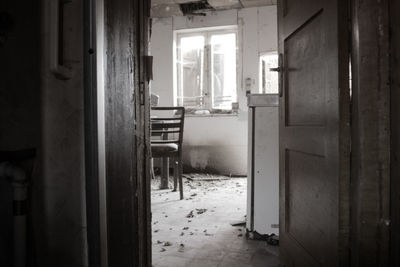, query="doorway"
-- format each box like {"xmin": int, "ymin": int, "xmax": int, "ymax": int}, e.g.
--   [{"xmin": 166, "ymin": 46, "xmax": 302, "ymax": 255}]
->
[
  {"xmin": 149, "ymin": 4, "xmax": 280, "ymax": 267},
  {"xmin": 85, "ymin": 0, "xmax": 394, "ymax": 266}
]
